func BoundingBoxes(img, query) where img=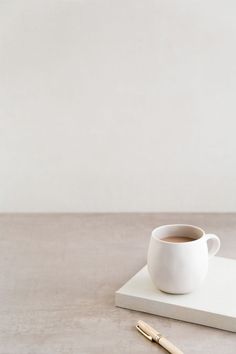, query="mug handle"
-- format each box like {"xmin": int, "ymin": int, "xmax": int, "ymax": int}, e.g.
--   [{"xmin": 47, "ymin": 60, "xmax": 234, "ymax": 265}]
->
[{"xmin": 205, "ymin": 234, "xmax": 221, "ymax": 258}]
